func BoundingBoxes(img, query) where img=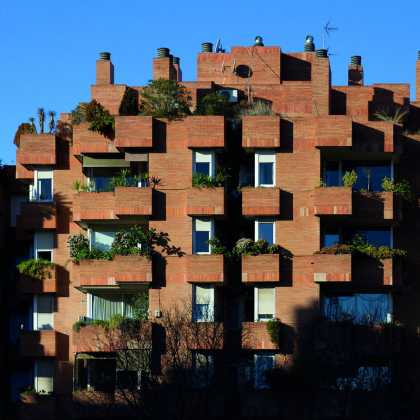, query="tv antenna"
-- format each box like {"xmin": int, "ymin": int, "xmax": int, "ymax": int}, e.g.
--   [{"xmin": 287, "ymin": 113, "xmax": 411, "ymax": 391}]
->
[
  {"xmin": 215, "ymin": 38, "xmax": 225, "ymax": 53},
  {"xmin": 322, "ymin": 20, "xmax": 338, "ymax": 50}
]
